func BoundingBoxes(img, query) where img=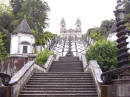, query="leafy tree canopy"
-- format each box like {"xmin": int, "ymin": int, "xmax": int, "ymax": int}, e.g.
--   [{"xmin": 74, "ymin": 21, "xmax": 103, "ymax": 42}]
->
[
  {"xmin": 17, "ymin": 0, "xmax": 50, "ymax": 33},
  {"xmin": 87, "ymin": 19, "xmax": 114, "ymax": 41},
  {"xmin": 10, "ymin": 0, "xmax": 24, "ymax": 16},
  {"xmin": 0, "ymin": 3, "xmax": 15, "ymax": 53},
  {"xmin": 35, "ymin": 31, "xmax": 55, "ymax": 45},
  {"xmin": 86, "ymin": 40, "xmax": 118, "ymax": 72},
  {"xmin": 0, "ymin": 32, "xmax": 8, "ymax": 62},
  {"xmin": 0, "ymin": 0, "xmax": 50, "ymax": 53},
  {"xmin": 35, "ymin": 48, "xmax": 53, "ymax": 66}
]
